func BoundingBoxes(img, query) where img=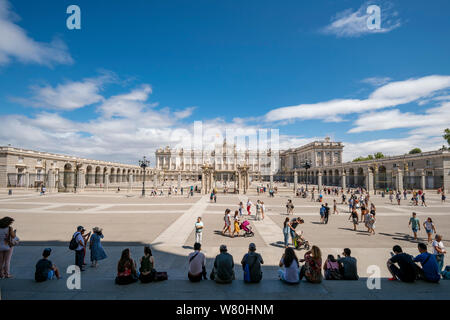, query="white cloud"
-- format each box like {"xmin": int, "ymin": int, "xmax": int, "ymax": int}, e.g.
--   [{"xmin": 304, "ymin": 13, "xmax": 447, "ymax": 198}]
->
[
  {"xmin": 264, "ymin": 75, "xmax": 450, "ymax": 122},
  {"xmin": 349, "ymin": 102, "xmax": 450, "ymax": 133},
  {"xmin": 361, "ymin": 77, "xmax": 392, "ymax": 86},
  {"xmin": 0, "ymin": 0, "xmax": 73, "ymax": 66},
  {"xmin": 321, "ymin": 2, "xmax": 401, "ymax": 38}
]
